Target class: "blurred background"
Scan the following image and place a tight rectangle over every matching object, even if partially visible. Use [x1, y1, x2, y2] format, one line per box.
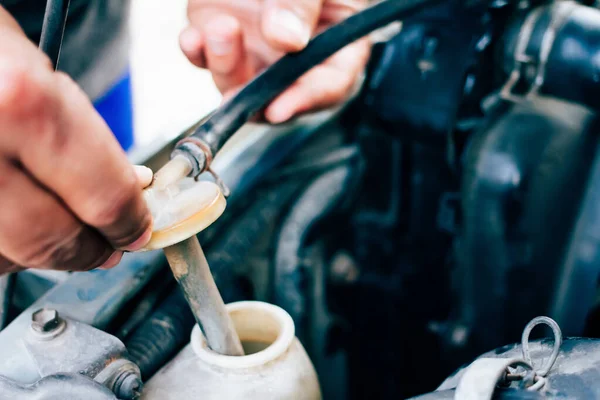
[129, 0, 221, 149]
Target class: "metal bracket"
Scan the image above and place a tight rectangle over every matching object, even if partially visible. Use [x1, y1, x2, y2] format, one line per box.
[23, 315, 142, 399]
[0, 373, 117, 400]
[455, 358, 534, 400]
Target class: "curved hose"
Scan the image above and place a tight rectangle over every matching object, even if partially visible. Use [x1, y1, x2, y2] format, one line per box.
[274, 165, 354, 341]
[126, 289, 194, 380]
[183, 0, 442, 156]
[459, 96, 597, 352]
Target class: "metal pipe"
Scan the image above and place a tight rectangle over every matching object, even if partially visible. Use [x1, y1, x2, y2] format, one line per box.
[163, 237, 244, 356]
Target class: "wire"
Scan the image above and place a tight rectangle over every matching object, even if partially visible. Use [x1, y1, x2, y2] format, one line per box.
[185, 0, 444, 156]
[39, 0, 71, 70]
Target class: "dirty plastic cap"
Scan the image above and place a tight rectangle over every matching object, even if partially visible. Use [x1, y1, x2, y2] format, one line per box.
[139, 178, 226, 251]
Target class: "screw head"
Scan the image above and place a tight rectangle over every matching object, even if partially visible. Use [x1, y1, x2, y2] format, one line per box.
[31, 308, 62, 333]
[116, 373, 143, 399]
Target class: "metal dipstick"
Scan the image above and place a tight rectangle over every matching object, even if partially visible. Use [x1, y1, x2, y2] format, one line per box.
[163, 236, 244, 356]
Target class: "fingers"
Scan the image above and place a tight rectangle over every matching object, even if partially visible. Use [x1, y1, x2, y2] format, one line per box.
[0, 159, 115, 271]
[0, 46, 152, 253]
[0, 6, 25, 35]
[181, 15, 255, 94]
[179, 26, 206, 69]
[182, 0, 369, 120]
[0, 163, 146, 273]
[265, 38, 369, 123]
[134, 165, 154, 188]
[203, 15, 255, 93]
[319, 0, 367, 25]
[262, 0, 324, 52]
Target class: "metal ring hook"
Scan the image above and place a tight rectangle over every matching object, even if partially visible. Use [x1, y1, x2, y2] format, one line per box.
[521, 316, 563, 377]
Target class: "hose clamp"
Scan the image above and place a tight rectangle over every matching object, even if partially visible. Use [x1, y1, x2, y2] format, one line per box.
[500, 1, 576, 101]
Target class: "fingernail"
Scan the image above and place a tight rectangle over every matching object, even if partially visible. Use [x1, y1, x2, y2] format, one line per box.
[134, 165, 153, 188]
[266, 105, 293, 124]
[207, 37, 234, 56]
[267, 9, 310, 48]
[180, 27, 202, 53]
[98, 251, 123, 270]
[205, 16, 239, 56]
[121, 227, 153, 252]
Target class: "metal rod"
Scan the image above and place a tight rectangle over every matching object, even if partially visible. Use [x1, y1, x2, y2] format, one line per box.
[39, 0, 71, 69]
[163, 237, 244, 356]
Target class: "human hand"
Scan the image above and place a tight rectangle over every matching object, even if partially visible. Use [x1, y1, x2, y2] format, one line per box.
[0, 7, 153, 274]
[181, 0, 370, 123]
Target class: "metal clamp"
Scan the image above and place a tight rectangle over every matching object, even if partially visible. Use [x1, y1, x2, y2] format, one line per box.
[171, 137, 230, 197]
[521, 316, 562, 378]
[455, 358, 534, 400]
[500, 2, 576, 101]
[455, 316, 563, 400]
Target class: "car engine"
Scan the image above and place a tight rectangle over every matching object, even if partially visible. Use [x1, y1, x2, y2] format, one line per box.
[3, 0, 600, 398]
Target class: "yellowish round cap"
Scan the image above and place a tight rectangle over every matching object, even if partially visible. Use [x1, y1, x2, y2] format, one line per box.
[140, 178, 226, 251]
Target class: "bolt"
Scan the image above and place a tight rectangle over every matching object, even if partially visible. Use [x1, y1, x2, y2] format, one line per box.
[115, 372, 143, 400]
[31, 308, 63, 333]
[330, 251, 360, 284]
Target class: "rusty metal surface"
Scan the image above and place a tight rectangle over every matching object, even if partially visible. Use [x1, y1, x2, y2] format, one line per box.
[23, 315, 142, 399]
[164, 237, 244, 356]
[0, 374, 117, 400]
[0, 251, 165, 384]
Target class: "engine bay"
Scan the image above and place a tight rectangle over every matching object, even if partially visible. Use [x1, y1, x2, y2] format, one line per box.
[4, 0, 600, 398]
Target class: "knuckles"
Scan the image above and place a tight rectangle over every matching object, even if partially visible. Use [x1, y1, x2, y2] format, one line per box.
[0, 64, 64, 152]
[0, 65, 50, 119]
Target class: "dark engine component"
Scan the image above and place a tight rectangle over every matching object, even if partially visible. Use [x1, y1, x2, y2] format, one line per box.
[454, 95, 600, 355]
[274, 165, 356, 342]
[323, 0, 600, 397]
[363, 0, 495, 145]
[416, 336, 600, 399]
[502, 1, 600, 110]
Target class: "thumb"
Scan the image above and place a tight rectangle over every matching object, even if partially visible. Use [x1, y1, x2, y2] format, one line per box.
[262, 0, 324, 52]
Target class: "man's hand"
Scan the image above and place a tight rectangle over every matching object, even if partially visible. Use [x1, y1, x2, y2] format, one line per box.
[181, 0, 370, 123]
[0, 8, 152, 274]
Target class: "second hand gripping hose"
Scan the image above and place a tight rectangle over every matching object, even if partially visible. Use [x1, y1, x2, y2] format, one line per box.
[175, 0, 443, 177]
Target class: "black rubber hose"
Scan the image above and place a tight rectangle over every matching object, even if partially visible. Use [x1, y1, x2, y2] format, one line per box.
[39, 0, 70, 69]
[185, 0, 443, 155]
[126, 289, 194, 380]
[274, 166, 354, 343]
